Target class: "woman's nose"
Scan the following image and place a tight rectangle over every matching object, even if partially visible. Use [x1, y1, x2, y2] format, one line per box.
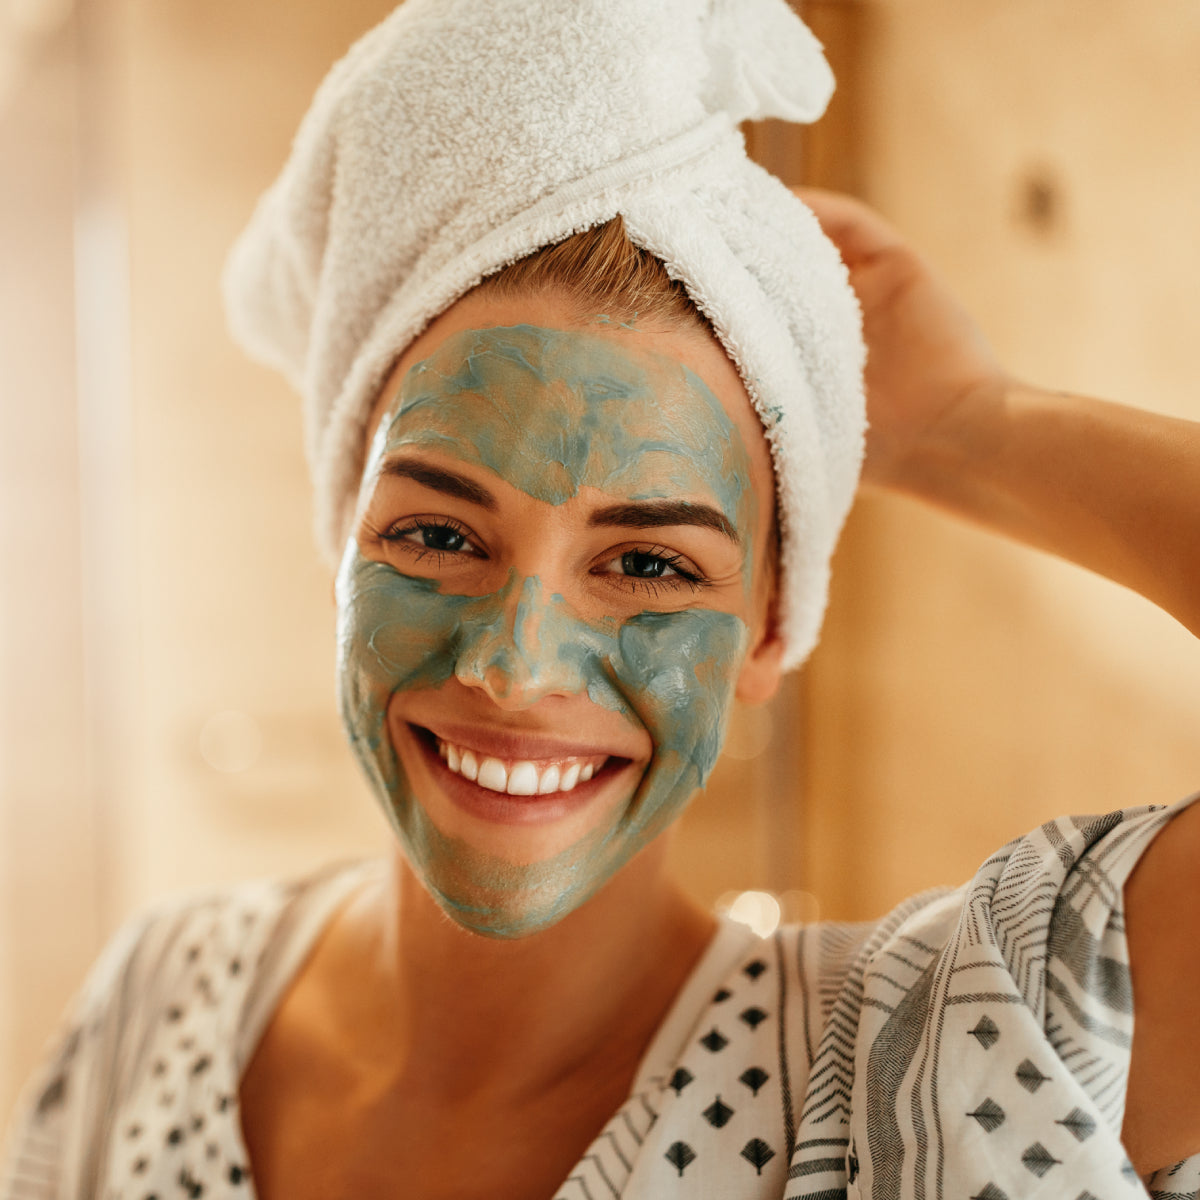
[453, 575, 588, 708]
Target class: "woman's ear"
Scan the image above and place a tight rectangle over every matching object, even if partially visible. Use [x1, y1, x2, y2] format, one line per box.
[736, 535, 786, 704]
[735, 625, 786, 705]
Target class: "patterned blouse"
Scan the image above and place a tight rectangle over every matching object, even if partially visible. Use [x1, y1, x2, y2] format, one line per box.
[2, 798, 1197, 1199]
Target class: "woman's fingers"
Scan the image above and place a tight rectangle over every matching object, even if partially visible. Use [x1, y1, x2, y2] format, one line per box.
[791, 188, 1007, 490]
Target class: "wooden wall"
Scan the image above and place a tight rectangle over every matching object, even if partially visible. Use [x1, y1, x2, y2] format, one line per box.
[3, 0, 1199, 1128]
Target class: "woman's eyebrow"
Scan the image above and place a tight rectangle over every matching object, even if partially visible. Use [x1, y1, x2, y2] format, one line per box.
[380, 458, 497, 509]
[588, 500, 741, 544]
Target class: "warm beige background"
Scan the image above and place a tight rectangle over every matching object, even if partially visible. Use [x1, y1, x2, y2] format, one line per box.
[3, 0, 1199, 1129]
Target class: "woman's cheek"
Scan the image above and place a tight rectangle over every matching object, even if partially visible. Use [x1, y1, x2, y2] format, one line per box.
[335, 548, 473, 825]
[614, 609, 749, 834]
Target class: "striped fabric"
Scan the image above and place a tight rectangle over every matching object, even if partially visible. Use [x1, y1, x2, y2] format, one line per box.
[2, 801, 1196, 1199]
[782, 802, 1199, 1200]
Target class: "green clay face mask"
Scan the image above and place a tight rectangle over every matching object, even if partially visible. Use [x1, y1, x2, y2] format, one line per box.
[336, 324, 759, 937]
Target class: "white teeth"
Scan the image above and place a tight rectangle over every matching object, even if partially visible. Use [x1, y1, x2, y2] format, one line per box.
[436, 737, 606, 796]
[477, 757, 508, 793]
[507, 761, 539, 795]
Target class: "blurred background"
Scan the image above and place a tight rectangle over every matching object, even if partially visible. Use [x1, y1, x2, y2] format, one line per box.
[3, 0, 1200, 1127]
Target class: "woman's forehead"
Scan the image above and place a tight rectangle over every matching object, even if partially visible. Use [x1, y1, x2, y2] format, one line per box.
[373, 292, 764, 441]
[363, 292, 780, 545]
[377, 324, 752, 521]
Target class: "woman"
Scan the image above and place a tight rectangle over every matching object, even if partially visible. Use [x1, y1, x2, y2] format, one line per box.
[4, 1, 1199, 1197]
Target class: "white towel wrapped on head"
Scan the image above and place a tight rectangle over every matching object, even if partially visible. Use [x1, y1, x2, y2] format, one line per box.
[223, 0, 865, 670]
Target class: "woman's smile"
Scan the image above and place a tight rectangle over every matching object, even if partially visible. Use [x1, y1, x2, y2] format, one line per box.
[392, 714, 642, 829]
[391, 702, 648, 824]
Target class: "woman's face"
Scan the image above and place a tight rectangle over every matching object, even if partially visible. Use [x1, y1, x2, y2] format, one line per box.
[337, 290, 782, 937]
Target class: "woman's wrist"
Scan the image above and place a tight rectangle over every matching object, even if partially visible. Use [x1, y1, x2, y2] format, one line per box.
[868, 371, 1018, 511]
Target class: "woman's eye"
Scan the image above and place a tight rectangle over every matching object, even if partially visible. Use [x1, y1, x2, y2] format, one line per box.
[384, 519, 481, 558]
[598, 546, 706, 591]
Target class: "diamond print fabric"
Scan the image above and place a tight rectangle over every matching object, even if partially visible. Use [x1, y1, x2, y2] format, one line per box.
[0, 862, 380, 1199]
[614, 929, 804, 1196]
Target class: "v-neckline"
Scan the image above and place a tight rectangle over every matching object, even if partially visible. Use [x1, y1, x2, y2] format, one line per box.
[226, 864, 756, 1199]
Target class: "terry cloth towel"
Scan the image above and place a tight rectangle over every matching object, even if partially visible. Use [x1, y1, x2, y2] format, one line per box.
[223, 0, 867, 670]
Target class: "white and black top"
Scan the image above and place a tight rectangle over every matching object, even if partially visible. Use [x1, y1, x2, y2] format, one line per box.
[2, 798, 1198, 1200]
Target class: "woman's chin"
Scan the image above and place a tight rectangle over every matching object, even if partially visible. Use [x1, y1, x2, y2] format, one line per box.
[375, 714, 664, 933]
[426, 879, 582, 940]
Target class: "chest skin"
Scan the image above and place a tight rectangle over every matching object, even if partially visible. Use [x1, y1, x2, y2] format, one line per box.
[238, 1023, 641, 1200]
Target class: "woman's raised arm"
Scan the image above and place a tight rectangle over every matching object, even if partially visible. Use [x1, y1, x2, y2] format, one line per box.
[798, 187, 1200, 639]
[800, 187, 1200, 1177]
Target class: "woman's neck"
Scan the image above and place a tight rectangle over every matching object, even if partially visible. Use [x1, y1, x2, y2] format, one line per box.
[323, 839, 716, 1103]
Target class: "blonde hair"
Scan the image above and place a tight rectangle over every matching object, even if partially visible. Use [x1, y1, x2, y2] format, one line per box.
[478, 215, 712, 333]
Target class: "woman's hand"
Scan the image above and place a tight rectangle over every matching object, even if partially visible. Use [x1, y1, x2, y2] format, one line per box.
[795, 187, 1009, 490]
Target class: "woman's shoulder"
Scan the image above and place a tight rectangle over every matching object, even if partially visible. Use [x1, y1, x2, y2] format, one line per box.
[775, 798, 1194, 1056]
[781, 798, 1199, 1199]
[0, 857, 381, 1199]
[782, 797, 1195, 977]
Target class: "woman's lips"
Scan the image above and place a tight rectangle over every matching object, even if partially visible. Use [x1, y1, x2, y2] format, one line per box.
[406, 723, 634, 826]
